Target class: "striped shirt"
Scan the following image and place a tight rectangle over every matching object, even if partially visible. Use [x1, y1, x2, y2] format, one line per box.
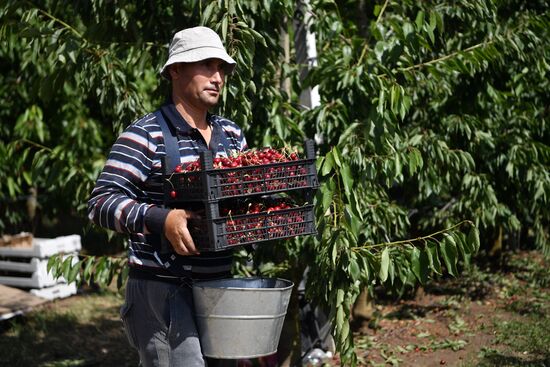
[88, 102, 248, 280]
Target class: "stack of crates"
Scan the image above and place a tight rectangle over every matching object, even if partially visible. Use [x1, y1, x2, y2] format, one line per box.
[163, 140, 319, 252]
[0, 235, 80, 300]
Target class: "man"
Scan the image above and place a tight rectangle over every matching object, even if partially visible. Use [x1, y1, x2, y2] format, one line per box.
[88, 26, 247, 367]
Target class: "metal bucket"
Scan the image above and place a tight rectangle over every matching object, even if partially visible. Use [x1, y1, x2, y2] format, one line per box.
[192, 277, 294, 359]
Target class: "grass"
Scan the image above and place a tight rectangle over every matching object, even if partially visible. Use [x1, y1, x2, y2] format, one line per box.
[0, 288, 137, 367]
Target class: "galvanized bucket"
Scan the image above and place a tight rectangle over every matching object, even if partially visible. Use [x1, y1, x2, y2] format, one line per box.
[192, 277, 294, 359]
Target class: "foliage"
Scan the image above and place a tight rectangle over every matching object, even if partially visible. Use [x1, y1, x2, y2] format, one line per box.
[1, 0, 549, 365]
[300, 1, 548, 362]
[47, 253, 128, 290]
[305, 0, 549, 251]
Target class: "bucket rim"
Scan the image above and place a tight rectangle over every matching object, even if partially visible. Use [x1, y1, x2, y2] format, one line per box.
[192, 276, 294, 291]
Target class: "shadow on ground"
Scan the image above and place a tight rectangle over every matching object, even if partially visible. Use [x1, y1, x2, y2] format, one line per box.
[0, 302, 138, 367]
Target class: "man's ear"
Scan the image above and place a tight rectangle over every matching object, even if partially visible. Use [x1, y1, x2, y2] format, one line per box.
[168, 63, 180, 80]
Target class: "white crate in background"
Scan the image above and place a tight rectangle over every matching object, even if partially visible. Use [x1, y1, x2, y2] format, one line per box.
[0, 256, 56, 273]
[0, 235, 81, 259]
[0, 254, 78, 289]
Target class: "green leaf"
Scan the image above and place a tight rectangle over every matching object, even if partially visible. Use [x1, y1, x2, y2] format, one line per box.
[426, 26, 435, 44]
[82, 256, 95, 283]
[410, 246, 428, 284]
[467, 226, 480, 253]
[47, 255, 59, 275]
[248, 28, 267, 47]
[332, 147, 342, 167]
[7, 176, 17, 197]
[360, 255, 372, 283]
[61, 256, 73, 280]
[390, 85, 401, 114]
[379, 247, 390, 282]
[336, 288, 345, 305]
[94, 257, 106, 284]
[22, 170, 32, 185]
[322, 151, 335, 176]
[221, 16, 228, 41]
[439, 236, 458, 276]
[454, 233, 471, 269]
[67, 259, 81, 284]
[426, 242, 442, 275]
[316, 156, 325, 172]
[338, 122, 360, 145]
[415, 11, 425, 31]
[331, 240, 338, 266]
[377, 89, 386, 115]
[418, 248, 430, 283]
[340, 163, 354, 198]
[388, 259, 395, 285]
[340, 319, 350, 343]
[320, 183, 333, 214]
[336, 304, 345, 327]
[429, 12, 437, 30]
[394, 154, 402, 177]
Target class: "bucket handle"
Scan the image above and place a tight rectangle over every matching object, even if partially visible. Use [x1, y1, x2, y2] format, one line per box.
[195, 312, 288, 320]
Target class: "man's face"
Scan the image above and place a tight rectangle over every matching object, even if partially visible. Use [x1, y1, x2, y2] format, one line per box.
[170, 58, 227, 109]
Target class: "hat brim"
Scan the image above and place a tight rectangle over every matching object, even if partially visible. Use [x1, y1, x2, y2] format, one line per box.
[160, 47, 236, 79]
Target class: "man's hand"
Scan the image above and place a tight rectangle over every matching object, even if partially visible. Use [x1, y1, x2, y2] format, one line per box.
[164, 209, 201, 256]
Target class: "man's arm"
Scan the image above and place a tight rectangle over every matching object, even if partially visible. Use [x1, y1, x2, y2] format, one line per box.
[87, 117, 166, 235]
[87, 116, 200, 255]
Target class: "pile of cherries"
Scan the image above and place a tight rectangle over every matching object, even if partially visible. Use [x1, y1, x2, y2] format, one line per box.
[169, 147, 309, 198]
[220, 199, 307, 245]
[173, 148, 300, 173]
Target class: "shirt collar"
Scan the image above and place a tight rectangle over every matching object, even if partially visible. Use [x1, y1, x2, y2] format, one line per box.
[160, 100, 216, 135]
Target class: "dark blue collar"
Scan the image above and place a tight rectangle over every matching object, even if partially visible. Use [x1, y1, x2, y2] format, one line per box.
[159, 101, 221, 151]
[159, 101, 216, 134]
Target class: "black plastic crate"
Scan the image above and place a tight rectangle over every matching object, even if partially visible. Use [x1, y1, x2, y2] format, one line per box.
[189, 204, 316, 252]
[164, 140, 319, 203]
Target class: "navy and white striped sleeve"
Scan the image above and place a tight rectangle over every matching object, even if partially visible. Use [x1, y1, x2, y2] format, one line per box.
[87, 117, 160, 234]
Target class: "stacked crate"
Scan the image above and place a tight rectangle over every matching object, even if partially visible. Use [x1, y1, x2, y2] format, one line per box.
[0, 235, 80, 300]
[162, 140, 319, 252]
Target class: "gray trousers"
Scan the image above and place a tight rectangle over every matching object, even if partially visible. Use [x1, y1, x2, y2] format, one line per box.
[120, 277, 235, 367]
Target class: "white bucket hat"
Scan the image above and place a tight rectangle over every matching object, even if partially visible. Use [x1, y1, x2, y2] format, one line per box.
[160, 26, 236, 79]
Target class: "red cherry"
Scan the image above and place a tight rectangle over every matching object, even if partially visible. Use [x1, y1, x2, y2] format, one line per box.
[170, 190, 177, 198]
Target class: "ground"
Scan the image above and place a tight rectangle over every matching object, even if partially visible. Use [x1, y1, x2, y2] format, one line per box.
[0, 251, 548, 367]
[324, 251, 550, 367]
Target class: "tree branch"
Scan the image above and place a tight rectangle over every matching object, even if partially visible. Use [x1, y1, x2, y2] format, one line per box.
[30, 4, 84, 39]
[351, 220, 474, 252]
[399, 41, 490, 73]
[376, 0, 390, 24]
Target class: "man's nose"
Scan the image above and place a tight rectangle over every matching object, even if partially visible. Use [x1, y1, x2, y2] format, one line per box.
[211, 70, 223, 84]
